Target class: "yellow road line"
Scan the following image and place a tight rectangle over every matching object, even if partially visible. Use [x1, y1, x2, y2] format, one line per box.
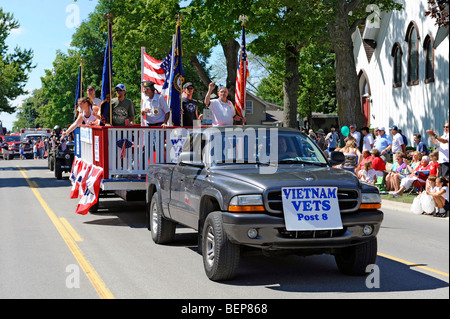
[60, 218, 83, 242]
[17, 166, 114, 299]
[378, 252, 449, 278]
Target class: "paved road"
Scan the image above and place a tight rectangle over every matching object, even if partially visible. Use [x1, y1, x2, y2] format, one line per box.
[0, 159, 448, 302]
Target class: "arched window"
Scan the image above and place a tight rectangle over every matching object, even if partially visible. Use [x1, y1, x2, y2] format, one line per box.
[423, 35, 435, 83]
[391, 43, 403, 88]
[405, 21, 420, 86]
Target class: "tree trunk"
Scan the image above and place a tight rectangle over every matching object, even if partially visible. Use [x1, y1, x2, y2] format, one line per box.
[329, 3, 364, 129]
[221, 37, 240, 102]
[189, 55, 212, 88]
[283, 42, 300, 128]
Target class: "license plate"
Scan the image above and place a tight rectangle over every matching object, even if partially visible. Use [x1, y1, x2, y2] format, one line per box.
[281, 187, 343, 231]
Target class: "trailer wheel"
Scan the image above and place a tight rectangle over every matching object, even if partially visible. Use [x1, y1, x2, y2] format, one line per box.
[150, 192, 176, 244]
[202, 212, 240, 281]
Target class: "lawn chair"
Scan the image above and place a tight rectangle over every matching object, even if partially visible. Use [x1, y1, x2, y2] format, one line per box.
[375, 176, 388, 194]
[406, 170, 429, 196]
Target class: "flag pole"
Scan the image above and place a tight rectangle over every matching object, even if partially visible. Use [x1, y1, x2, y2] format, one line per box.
[141, 46, 146, 126]
[236, 14, 248, 124]
[107, 14, 113, 125]
[175, 13, 184, 127]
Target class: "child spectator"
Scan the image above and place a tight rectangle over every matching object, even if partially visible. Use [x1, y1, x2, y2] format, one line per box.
[428, 150, 440, 177]
[359, 161, 376, 184]
[426, 177, 449, 217]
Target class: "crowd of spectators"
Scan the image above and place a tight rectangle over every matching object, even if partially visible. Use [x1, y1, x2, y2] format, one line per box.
[308, 121, 449, 217]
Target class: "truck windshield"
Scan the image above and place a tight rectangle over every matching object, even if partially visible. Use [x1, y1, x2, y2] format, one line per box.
[209, 129, 328, 166]
[4, 136, 21, 142]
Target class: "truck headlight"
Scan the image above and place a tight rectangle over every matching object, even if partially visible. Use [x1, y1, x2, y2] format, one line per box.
[229, 195, 265, 212]
[360, 193, 381, 209]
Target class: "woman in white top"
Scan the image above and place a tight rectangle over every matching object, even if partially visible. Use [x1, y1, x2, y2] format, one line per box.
[427, 177, 449, 216]
[62, 97, 100, 138]
[204, 82, 244, 126]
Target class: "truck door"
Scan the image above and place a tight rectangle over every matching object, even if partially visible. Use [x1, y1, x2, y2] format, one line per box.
[170, 133, 205, 229]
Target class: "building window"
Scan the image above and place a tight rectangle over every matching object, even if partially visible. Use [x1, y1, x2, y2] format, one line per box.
[405, 21, 420, 86]
[246, 100, 253, 114]
[423, 35, 435, 83]
[391, 43, 403, 88]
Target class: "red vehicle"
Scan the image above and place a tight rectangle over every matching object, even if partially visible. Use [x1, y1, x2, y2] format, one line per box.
[0, 135, 33, 159]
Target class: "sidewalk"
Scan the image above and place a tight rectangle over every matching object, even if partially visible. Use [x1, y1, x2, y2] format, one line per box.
[381, 198, 449, 219]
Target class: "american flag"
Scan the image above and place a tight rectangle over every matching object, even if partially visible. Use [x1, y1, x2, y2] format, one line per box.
[142, 50, 167, 93]
[235, 23, 249, 120]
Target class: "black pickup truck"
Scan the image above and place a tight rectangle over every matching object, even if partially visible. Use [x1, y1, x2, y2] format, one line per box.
[145, 126, 383, 281]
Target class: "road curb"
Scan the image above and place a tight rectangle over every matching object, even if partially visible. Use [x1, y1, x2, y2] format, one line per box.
[381, 199, 449, 219]
[381, 199, 411, 214]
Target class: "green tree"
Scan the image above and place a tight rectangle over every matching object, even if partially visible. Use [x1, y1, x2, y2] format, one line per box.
[13, 88, 47, 130]
[250, 0, 320, 128]
[0, 8, 35, 113]
[39, 50, 83, 128]
[323, 0, 402, 128]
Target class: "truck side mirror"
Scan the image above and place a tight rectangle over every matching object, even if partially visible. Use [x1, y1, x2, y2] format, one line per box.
[328, 151, 345, 165]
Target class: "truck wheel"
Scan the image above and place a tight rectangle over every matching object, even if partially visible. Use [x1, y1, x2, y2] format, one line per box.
[55, 160, 62, 180]
[202, 212, 240, 281]
[334, 237, 377, 276]
[49, 155, 54, 171]
[150, 192, 176, 244]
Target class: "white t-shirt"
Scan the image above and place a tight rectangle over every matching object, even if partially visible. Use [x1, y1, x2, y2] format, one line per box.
[92, 97, 102, 107]
[438, 132, 449, 163]
[361, 168, 376, 183]
[142, 93, 170, 124]
[209, 99, 235, 126]
[437, 186, 449, 202]
[392, 132, 405, 153]
[363, 134, 374, 151]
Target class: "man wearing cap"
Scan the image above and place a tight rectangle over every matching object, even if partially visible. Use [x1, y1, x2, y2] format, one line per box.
[141, 81, 170, 127]
[387, 125, 405, 161]
[111, 83, 135, 126]
[181, 82, 199, 127]
[373, 127, 392, 162]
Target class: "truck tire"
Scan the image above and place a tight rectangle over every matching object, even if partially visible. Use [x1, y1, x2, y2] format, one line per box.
[149, 192, 176, 244]
[49, 155, 54, 171]
[55, 160, 62, 180]
[202, 212, 240, 281]
[334, 237, 377, 276]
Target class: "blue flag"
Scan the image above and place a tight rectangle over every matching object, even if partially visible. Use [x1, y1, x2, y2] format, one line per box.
[100, 20, 113, 124]
[74, 65, 83, 121]
[168, 23, 184, 126]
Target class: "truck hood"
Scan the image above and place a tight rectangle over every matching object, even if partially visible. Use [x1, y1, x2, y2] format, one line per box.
[210, 165, 361, 190]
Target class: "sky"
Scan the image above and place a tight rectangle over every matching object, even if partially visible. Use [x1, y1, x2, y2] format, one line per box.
[0, 0, 99, 131]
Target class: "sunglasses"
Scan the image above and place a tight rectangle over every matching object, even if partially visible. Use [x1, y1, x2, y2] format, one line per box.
[445, 126, 449, 128]
[115, 89, 123, 92]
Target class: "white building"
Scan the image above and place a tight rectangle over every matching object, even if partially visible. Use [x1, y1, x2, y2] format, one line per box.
[352, 0, 449, 146]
